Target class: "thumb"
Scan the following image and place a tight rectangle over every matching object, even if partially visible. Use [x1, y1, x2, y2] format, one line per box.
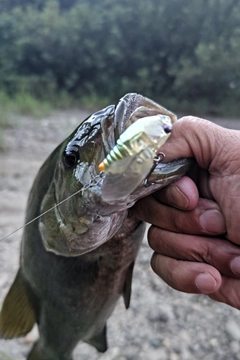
[160, 116, 240, 245]
[160, 116, 238, 171]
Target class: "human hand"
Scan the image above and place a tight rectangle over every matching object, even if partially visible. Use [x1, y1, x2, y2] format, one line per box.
[131, 116, 240, 309]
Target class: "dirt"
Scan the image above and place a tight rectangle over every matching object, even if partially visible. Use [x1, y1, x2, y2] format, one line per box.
[1, 110, 240, 360]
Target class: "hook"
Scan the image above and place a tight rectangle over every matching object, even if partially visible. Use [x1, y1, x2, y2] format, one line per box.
[143, 152, 165, 187]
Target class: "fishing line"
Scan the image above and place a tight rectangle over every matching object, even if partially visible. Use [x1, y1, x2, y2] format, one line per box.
[0, 188, 84, 242]
[0, 173, 103, 242]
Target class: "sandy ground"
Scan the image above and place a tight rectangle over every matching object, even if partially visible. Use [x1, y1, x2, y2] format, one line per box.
[1, 109, 240, 360]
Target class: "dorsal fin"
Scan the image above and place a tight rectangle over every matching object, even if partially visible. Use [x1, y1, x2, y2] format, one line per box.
[0, 269, 36, 339]
[122, 261, 135, 309]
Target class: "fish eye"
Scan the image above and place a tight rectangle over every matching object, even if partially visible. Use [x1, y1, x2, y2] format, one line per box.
[63, 151, 79, 169]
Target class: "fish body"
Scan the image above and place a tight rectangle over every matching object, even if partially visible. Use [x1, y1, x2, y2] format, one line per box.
[0, 94, 192, 360]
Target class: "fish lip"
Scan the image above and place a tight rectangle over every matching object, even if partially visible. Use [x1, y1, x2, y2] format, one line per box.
[113, 93, 176, 138]
[150, 157, 195, 181]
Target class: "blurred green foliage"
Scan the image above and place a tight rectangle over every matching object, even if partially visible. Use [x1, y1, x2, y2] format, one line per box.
[0, 0, 239, 115]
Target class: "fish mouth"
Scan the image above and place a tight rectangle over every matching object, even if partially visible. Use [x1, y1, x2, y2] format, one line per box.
[113, 93, 177, 139]
[99, 93, 194, 203]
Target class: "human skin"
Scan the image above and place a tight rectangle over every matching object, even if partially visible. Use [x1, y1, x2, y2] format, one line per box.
[131, 116, 240, 310]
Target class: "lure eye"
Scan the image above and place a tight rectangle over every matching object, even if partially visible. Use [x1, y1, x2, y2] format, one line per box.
[63, 151, 79, 169]
[164, 124, 172, 134]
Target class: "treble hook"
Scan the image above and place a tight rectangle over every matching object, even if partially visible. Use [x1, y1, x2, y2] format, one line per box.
[143, 152, 165, 187]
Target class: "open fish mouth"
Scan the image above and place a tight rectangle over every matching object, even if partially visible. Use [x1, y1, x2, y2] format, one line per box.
[99, 93, 187, 202]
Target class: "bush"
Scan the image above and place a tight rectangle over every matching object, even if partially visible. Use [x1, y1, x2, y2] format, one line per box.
[0, 0, 239, 115]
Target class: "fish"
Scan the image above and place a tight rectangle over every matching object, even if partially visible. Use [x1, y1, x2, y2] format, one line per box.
[0, 93, 193, 360]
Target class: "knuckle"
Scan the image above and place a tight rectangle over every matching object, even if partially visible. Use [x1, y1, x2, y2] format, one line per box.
[192, 238, 210, 262]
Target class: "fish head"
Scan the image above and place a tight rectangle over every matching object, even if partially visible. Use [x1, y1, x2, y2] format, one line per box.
[40, 104, 118, 256]
[39, 93, 192, 256]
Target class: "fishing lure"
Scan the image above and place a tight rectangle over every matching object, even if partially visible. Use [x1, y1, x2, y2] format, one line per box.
[98, 114, 173, 201]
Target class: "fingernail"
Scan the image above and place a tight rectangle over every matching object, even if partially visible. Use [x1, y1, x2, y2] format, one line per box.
[166, 185, 189, 209]
[199, 209, 226, 234]
[195, 272, 217, 293]
[231, 257, 240, 275]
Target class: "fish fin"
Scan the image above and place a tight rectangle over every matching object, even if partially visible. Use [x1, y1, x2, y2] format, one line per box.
[122, 261, 135, 309]
[0, 269, 36, 339]
[85, 325, 108, 352]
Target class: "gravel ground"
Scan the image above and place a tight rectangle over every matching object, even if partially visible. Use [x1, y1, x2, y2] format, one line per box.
[1, 109, 240, 360]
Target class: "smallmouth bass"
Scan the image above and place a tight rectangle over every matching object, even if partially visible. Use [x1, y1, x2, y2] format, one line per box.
[0, 93, 192, 360]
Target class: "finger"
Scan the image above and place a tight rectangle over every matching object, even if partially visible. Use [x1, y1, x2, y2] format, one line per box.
[196, 168, 214, 200]
[132, 196, 226, 235]
[188, 167, 214, 200]
[148, 227, 240, 278]
[158, 116, 240, 245]
[154, 176, 199, 210]
[151, 253, 221, 294]
[159, 116, 231, 169]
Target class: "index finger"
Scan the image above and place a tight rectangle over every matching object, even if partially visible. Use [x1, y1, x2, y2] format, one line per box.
[131, 196, 226, 236]
[153, 176, 199, 210]
[159, 116, 228, 169]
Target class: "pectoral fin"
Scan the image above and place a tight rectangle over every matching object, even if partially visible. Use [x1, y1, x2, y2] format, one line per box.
[0, 269, 36, 338]
[122, 261, 135, 309]
[85, 324, 107, 352]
